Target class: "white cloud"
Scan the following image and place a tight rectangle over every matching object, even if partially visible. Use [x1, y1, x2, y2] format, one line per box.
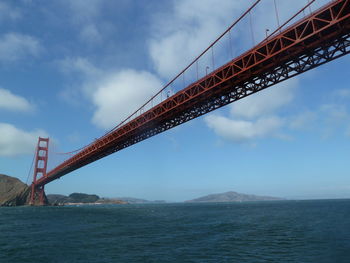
[0, 88, 34, 112]
[58, 57, 100, 77]
[59, 57, 163, 129]
[204, 78, 299, 142]
[147, 1, 314, 144]
[230, 78, 298, 119]
[59, 0, 251, 130]
[0, 33, 41, 62]
[0, 123, 47, 157]
[149, 0, 247, 79]
[205, 115, 283, 142]
[91, 69, 163, 129]
[148, 0, 328, 80]
[205, 81, 350, 143]
[57, 0, 330, 136]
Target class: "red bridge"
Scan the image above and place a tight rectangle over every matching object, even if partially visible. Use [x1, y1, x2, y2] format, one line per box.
[30, 0, 350, 204]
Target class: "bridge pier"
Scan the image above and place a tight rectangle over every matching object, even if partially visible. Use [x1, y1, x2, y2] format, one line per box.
[29, 137, 49, 206]
[29, 185, 47, 206]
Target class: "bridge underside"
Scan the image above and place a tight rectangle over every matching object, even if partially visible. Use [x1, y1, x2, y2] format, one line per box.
[35, 0, 350, 187]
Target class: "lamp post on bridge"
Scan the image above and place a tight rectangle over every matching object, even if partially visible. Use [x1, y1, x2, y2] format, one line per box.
[206, 66, 210, 75]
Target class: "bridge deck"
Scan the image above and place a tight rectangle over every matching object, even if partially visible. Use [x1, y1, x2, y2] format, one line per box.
[36, 0, 350, 187]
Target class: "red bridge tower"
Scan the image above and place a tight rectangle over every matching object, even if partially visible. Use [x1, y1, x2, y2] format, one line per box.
[30, 137, 49, 205]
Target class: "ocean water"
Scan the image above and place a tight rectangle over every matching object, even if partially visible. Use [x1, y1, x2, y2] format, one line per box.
[0, 200, 350, 263]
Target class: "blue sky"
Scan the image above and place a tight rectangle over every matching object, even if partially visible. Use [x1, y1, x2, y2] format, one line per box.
[0, 0, 349, 202]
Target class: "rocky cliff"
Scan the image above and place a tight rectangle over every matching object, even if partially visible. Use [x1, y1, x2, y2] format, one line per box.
[0, 174, 48, 206]
[0, 174, 30, 206]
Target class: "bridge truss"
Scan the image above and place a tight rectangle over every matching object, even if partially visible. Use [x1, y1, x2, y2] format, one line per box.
[31, 0, 350, 202]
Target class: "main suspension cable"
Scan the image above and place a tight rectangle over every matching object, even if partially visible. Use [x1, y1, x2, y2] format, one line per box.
[53, 0, 263, 156]
[26, 146, 36, 185]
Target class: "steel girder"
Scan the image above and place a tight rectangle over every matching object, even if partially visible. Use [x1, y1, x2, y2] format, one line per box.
[36, 0, 350, 187]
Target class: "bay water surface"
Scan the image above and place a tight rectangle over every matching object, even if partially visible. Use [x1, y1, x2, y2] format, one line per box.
[1, 200, 350, 262]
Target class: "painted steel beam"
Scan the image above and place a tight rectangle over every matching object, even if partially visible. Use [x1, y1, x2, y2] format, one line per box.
[36, 0, 350, 187]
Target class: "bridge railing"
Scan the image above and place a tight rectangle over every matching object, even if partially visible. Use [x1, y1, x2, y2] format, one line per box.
[47, 0, 332, 172]
[103, 0, 323, 132]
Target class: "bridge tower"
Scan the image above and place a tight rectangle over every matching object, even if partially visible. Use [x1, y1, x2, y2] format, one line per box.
[30, 137, 49, 205]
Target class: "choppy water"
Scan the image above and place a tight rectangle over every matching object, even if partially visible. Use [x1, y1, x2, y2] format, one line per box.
[1, 200, 350, 262]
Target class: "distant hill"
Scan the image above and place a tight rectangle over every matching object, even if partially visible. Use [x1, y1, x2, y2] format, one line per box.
[46, 194, 69, 204]
[186, 191, 284, 203]
[47, 193, 99, 204]
[69, 193, 100, 203]
[47, 194, 165, 205]
[115, 197, 166, 204]
[47, 193, 127, 205]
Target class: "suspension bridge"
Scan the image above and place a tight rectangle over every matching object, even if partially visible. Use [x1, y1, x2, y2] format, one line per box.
[29, 0, 350, 205]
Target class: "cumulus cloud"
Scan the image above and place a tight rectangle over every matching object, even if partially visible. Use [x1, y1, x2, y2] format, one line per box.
[147, 0, 321, 143]
[205, 115, 283, 142]
[0, 123, 47, 157]
[91, 69, 163, 129]
[58, 57, 100, 78]
[204, 77, 350, 142]
[57, 0, 332, 137]
[204, 78, 298, 142]
[149, 0, 247, 79]
[252, 0, 330, 42]
[59, 57, 163, 129]
[231, 79, 298, 119]
[148, 0, 329, 80]
[0, 33, 41, 62]
[58, 0, 250, 130]
[0, 88, 34, 112]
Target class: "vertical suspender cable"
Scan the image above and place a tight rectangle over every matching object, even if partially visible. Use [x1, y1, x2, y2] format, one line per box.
[182, 73, 185, 89]
[26, 146, 36, 185]
[249, 11, 255, 45]
[274, 0, 281, 32]
[211, 47, 215, 69]
[308, 0, 312, 14]
[228, 29, 234, 58]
